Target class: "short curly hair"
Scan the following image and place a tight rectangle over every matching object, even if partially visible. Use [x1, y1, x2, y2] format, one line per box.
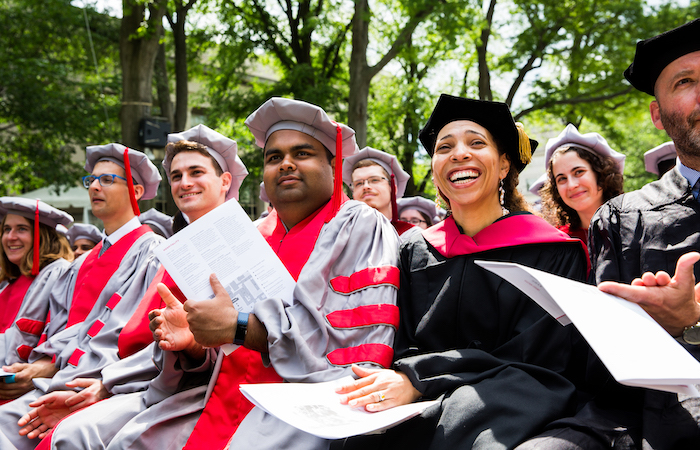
[540, 146, 624, 229]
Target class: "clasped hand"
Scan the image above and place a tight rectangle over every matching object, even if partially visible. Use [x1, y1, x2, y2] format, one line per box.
[17, 378, 109, 440]
[0, 358, 58, 400]
[149, 274, 239, 353]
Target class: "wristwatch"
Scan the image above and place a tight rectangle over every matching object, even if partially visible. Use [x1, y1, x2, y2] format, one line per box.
[682, 321, 700, 345]
[234, 312, 249, 345]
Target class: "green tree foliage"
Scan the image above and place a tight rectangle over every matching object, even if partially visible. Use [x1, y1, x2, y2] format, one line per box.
[205, 0, 473, 199]
[509, 0, 697, 191]
[0, 0, 121, 195]
[366, 0, 479, 197]
[390, 0, 697, 196]
[206, 0, 352, 124]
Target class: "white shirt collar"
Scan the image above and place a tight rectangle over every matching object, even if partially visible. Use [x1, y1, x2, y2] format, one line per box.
[105, 216, 141, 246]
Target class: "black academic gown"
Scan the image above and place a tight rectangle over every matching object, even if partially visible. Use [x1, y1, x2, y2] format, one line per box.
[589, 167, 700, 285]
[339, 212, 605, 450]
[575, 166, 700, 449]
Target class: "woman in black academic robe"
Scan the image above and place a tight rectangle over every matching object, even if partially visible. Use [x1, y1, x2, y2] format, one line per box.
[335, 94, 608, 450]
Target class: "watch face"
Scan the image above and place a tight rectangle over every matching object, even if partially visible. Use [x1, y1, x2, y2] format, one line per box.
[683, 327, 700, 345]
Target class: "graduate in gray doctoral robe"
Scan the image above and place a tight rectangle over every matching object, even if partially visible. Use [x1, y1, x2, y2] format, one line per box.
[37, 124, 249, 449]
[0, 225, 162, 450]
[45, 98, 400, 450]
[0, 197, 75, 368]
[0, 143, 163, 450]
[1, 259, 71, 367]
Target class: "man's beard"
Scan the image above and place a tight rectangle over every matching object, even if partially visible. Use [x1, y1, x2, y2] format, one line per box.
[658, 104, 700, 158]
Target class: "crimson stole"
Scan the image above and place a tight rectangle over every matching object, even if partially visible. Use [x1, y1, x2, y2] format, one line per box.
[117, 267, 186, 359]
[423, 213, 586, 258]
[0, 275, 34, 333]
[183, 199, 339, 450]
[66, 226, 152, 328]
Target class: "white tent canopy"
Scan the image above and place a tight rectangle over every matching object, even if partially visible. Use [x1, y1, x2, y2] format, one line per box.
[18, 186, 91, 223]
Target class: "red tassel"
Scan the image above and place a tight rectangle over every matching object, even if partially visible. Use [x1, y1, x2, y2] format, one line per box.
[327, 123, 343, 222]
[31, 200, 40, 276]
[390, 173, 398, 224]
[123, 148, 141, 216]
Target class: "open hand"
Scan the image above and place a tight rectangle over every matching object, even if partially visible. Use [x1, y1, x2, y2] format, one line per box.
[17, 378, 110, 439]
[335, 365, 422, 412]
[18, 391, 73, 439]
[598, 252, 700, 336]
[150, 283, 195, 352]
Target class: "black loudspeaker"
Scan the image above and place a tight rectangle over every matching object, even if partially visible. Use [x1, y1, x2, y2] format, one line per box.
[138, 119, 171, 147]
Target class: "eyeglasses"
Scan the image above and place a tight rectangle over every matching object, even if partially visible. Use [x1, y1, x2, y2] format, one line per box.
[401, 218, 427, 225]
[352, 176, 388, 190]
[82, 174, 128, 188]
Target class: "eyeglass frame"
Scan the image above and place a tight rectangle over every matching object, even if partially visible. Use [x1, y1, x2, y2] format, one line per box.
[352, 176, 389, 191]
[82, 173, 129, 189]
[401, 217, 427, 225]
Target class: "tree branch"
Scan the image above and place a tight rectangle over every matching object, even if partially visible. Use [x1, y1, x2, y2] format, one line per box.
[365, 1, 442, 80]
[514, 86, 635, 120]
[248, 0, 294, 68]
[322, 20, 351, 79]
[0, 123, 17, 133]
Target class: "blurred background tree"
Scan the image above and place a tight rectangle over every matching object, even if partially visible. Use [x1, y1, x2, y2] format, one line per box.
[0, 0, 121, 195]
[1, 0, 697, 202]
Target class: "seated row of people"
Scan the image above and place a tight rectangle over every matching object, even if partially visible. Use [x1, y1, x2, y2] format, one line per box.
[0, 17, 698, 450]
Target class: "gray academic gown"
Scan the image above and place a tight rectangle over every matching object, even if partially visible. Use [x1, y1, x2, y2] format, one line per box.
[0, 228, 162, 450]
[0, 258, 71, 366]
[47, 200, 399, 450]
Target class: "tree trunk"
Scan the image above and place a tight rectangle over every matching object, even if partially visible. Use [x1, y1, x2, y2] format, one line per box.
[348, 0, 439, 147]
[120, 0, 167, 148]
[172, 3, 189, 132]
[155, 41, 174, 125]
[348, 0, 371, 148]
[477, 0, 497, 101]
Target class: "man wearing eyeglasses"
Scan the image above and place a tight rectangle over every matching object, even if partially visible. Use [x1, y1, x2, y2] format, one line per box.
[342, 147, 417, 239]
[0, 144, 164, 449]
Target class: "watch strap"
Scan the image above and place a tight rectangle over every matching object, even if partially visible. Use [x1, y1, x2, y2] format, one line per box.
[234, 312, 249, 345]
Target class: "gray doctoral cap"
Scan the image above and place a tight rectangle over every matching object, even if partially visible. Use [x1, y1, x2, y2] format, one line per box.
[165, 124, 248, 201]
[644, 141, 677, 176]
[397, 196, 440, 224]
[0, 197, 74, 229]
[544, 123, 626, 174]
[342, 147, 410, 198]
[65, 223, 103, 246]
[85, 143, 162, 201]
[244, 97, 359, 158]
[139, 208, 174, 239]
[529, 173, 548, 196]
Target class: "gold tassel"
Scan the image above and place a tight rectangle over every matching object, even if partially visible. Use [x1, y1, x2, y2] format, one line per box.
[515, 122, 532, 165]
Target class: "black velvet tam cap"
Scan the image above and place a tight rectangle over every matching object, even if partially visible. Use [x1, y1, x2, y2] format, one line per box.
[624, 19, 700, 96]
[418, 94, 538, 173]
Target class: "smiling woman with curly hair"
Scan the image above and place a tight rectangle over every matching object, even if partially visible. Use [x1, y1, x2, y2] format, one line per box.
[539, 124, 625, 252]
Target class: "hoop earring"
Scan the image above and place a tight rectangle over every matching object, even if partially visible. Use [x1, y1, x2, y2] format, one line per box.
[499, 179, 509, 216]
